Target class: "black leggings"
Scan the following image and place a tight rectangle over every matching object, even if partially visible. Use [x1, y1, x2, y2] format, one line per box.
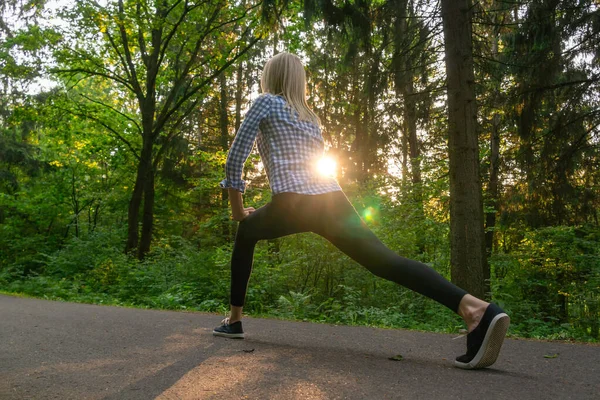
[230, 191, 468, 312]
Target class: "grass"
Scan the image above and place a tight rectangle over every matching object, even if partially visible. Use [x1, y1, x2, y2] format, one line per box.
[1, 284, 597, 345]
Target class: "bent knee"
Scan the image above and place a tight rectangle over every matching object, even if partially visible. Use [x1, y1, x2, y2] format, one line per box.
[234, 217, 250, 236]
[235, 217, 261, 243]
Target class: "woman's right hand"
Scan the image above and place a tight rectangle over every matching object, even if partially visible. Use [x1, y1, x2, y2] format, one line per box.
[232, 207, 256, 221]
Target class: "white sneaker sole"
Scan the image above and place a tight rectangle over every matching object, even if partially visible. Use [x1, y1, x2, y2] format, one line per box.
[212, 331, 245, 339]
[455, 313, 510, 370]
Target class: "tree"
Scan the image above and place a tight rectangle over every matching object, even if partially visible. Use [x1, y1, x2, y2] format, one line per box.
[303, 0, 389, 183]
[502, 0, 600, 228]
[53, 0, 265, 258]
[441, 0, 486, 298]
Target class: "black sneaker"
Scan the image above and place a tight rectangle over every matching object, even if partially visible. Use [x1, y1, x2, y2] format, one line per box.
[455, 303, 510, 370]
[213, 318, 245, 339]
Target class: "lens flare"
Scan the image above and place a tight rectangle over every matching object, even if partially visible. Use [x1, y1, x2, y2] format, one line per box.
[317, 157, 337, 177]
[363, 206, 379, 224]
[364, 207, 374, 222]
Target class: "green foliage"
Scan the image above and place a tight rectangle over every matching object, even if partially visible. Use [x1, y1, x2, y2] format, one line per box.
[492, 225, 600, 340]
[2, 216, 599, 340]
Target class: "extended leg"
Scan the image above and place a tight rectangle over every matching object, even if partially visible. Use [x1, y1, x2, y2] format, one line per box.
[310, 192, 509, 369]
[312, 191, 468, 312]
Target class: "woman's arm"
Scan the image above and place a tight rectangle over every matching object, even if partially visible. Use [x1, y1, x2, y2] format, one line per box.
[220, 94, 271, 194]
[228, 188, 255, 221]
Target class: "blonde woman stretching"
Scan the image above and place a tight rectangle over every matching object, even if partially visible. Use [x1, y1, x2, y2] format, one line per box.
[215, 52, 510, 370]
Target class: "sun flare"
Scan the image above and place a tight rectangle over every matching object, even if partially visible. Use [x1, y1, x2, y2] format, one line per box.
[317, 157, 337, 177]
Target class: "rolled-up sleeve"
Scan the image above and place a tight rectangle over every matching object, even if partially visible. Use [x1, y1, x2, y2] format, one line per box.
[220, 94, 271, 193]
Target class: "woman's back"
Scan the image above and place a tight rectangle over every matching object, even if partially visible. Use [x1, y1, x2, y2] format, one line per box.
[256, 93, 340, 195]
[221, 92, 340, 195]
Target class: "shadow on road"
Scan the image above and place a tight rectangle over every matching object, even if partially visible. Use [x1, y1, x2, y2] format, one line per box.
[2, 295, 598, 400]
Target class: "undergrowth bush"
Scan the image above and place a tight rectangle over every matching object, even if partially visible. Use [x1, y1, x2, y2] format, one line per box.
[492, 225, 600, 341]
[2, 210, 598, 341]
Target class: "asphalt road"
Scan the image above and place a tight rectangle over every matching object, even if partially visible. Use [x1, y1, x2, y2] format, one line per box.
[1, 294, 599, 399]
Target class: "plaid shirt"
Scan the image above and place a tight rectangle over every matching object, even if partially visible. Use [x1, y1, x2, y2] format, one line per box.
[220, 93, 341, 195]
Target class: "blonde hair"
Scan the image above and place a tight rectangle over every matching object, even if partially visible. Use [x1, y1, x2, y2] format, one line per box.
[260, 52, 321, 127]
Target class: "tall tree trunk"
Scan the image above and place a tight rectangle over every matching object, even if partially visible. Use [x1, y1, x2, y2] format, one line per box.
[138, 160, 155, 258]
[71, 169, 80, 238]
[441, 0, 486, 298]
[219, 72, 230, 239]
[130, 99, 156, 259]
[515, 0, 561, 228]
[401, 123, 409, 185]
[482, 1, 507, 292]
[136, 115, 156, 258]
[91, 202, 100, 233]
[235, 62, 244, 132]
[134, 14, 162, 260]
[126, 160, 146, 254]
[393, 0, 423, 212]
[321, 43, 336, 153]
[397, 0, 422, 189]
[365, 40, 377, 176]
[392, 0, 425, 254]
[351, 60, 364, 182]
[485, 114, 500, 289]
[404, 86, 421, 186]
[197, 108, 203, 149]
[404, 77, 425, 253]
[403, 74, 425, 236]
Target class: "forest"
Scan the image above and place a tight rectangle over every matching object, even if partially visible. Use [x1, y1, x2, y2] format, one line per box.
[1, 0, 599, 341]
